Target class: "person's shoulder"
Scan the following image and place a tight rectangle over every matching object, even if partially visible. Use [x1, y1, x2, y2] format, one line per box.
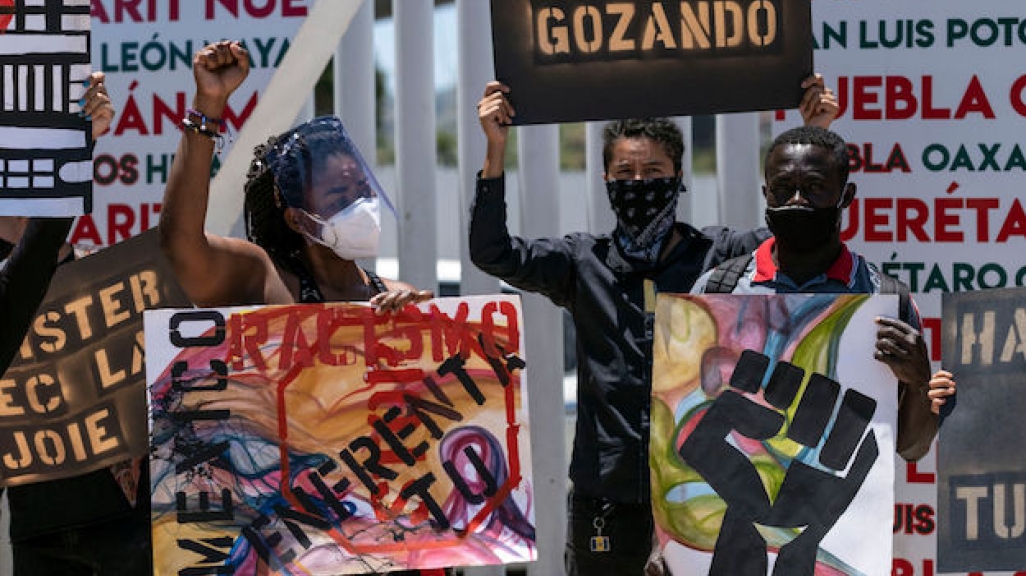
[690, 269, 715, 294]
[699, 225, 770, 249]
[562, 230, 604, 250]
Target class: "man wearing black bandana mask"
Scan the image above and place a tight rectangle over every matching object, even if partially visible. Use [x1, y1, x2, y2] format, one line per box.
[693, 126, 955, 459]
[471, 77, 838, 575]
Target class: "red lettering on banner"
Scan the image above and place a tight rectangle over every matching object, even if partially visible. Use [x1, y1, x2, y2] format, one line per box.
[892, 559, 933, 576]
[1010, 74, 1026, 118]
[109, 204, 135, 244]
[153, 92, 187, 136]
[114, 90, 257, 136]
[205, 0, 307, 19]
[968, 198, 1000, 240]
[996, 199, 1026, 242]
[115, 0, 143, 22]
[115, 82, 148, 136]
[833, 76, 995, 121]
[93, 153, 139, 186]
[222, 92, 259, 131]
[71, 215, 103, 245]
[847, 142, 911, 174]
[893, 503, 935, 535]
[935, 198, 962, 242]
[906, 460, 936, 484]
[842, 197, 1026, 243]
[957, 76, 994, 118]
[896, 199, 929, 242]
[921, 317, 941, 362]
[70, 204, 163, 247]
[91, 0, 180, 22]
[862, 198, 891, 241]
[852, 76, 883, 120]
[91, 0, 109, 21]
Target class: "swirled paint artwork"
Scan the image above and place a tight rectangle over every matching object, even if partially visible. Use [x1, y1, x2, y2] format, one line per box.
[650, 293, 897, 576]
[144, 296, 535, 575]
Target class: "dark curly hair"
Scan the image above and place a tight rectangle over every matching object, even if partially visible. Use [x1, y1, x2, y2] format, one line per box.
[602, 118, 685, 174]
[765, 125, 850, 184]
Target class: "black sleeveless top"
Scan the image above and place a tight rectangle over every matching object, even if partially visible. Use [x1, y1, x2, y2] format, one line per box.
[296, 265, 388, 303]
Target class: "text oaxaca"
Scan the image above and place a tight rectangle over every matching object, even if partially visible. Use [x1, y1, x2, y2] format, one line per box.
[533, 0, 784, 61]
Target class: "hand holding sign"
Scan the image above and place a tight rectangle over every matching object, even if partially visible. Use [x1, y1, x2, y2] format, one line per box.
[679, 350, 878, 576]
[83, 72, 115, 139]
[478, 81, 515, 179]
[799, 74, 838, 130]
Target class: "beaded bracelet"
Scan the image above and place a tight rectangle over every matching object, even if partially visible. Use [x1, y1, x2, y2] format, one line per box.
[181, 117, 225, 153]
[186, 107, 225, 132]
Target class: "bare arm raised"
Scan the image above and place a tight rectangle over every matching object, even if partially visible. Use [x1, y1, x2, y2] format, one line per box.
[159, 41, 290, 307]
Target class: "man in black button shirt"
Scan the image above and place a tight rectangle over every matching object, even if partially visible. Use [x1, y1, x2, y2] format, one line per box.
[470, 78, 837, 575]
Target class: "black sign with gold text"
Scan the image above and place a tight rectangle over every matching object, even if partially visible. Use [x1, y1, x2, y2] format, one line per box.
[938, 287, 1026, 571]
[491, 0, 813, 124]
[0, 230, 189, 486]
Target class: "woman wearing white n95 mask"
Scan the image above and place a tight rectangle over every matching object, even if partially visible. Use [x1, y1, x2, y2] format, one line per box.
[266, 116, 385, 264]
[159, 40, 432, 313]
[160, 42, 449, 576]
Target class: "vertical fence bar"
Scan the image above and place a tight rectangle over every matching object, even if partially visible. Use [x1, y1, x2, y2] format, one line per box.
[584, 121, 613, 235]
[456, 0, 501, 297]
[715, 112, 762, 229]
[334, 0, 376, 161]
[517, 124, 567, 576]
[394, 0, 438, 292]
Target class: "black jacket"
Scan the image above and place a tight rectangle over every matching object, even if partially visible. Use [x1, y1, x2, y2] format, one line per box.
[470, 175, 767, 502]
[0, 218, 72, 374]
[1, 222, 148, 541]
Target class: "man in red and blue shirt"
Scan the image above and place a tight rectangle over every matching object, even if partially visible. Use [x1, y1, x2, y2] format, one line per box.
[693, 125, 955, 459]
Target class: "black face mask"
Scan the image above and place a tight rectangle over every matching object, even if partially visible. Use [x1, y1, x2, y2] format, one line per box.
[764, 205, 842, 254]
[605, 177, 681, 240]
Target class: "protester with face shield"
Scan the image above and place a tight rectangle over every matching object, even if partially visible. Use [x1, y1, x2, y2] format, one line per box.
[159, 41, 431, 311]
[159, 41, 447, 576]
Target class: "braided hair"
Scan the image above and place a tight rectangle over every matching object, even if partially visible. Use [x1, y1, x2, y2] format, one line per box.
[243, 135, 307, 275]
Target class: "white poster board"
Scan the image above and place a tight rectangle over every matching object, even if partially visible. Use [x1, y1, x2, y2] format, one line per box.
[773, 3, 1026, 574]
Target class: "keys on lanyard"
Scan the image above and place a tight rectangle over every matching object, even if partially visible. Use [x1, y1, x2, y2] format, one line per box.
[590, 508, 612, 553]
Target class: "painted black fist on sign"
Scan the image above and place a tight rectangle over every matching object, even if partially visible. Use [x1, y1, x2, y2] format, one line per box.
[679, 350, 878, 576]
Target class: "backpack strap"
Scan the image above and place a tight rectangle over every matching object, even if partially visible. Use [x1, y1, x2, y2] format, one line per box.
[876, 270, 912, 324]
[704, 254, 754, 294]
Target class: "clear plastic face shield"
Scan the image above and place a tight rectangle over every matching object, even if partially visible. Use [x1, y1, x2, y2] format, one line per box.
[262, 116, 396, 259]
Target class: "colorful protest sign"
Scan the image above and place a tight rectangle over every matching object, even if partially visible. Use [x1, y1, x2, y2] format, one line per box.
[490, 0, 813, 124]
[937, 287, 1026, 572]
[0, 229, 189, 486]
[0, 0, 92, 216]
[80, 1, 310, 246]
[770, 2, 1026, 573]
[650, 293, 897, 575]
[145, 296, 536, 575]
